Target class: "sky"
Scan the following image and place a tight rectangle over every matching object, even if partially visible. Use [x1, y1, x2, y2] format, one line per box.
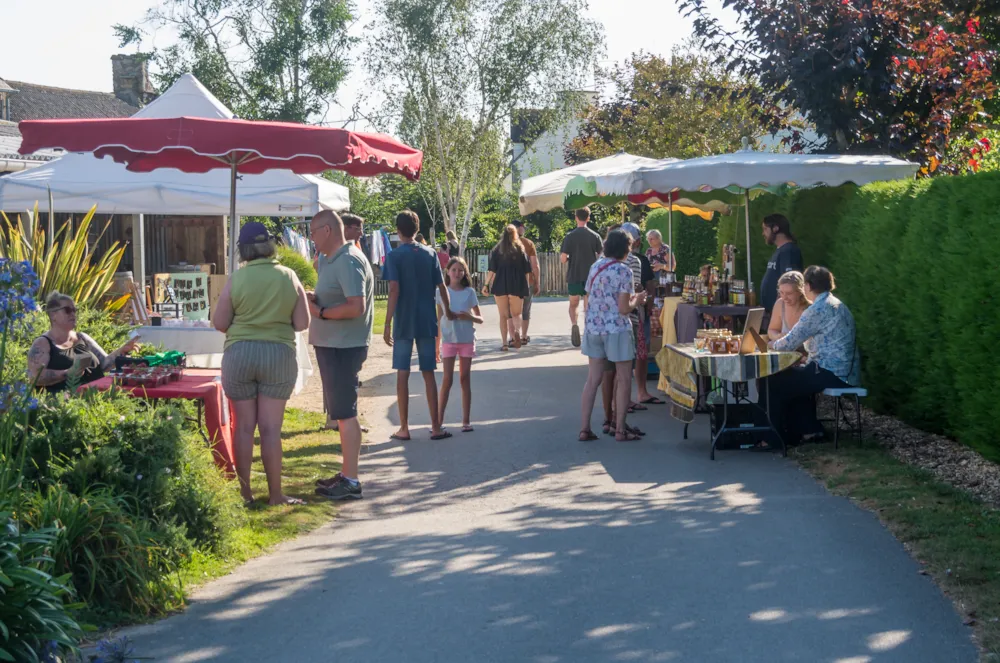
[0, 0, 737, 126]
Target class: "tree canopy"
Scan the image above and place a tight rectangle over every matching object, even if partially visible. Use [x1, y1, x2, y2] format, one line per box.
[679, 0, 998, 171]
[567, 47, 775, 163]
[115, 0, 356, 123]
[365, 0, 604, 247]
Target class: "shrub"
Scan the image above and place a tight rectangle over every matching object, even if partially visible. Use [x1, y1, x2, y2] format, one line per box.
[276, 245, 317, 289]
[20, 392, 244, 554]
[0, 505, 83, 663]
[24, 486, 184, 620]
[644, 208, 719, 278]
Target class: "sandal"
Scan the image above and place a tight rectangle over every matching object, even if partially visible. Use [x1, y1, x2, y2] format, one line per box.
[640, 396, 666, 405]
[628, 403, 648, 413]
[601, 419, 614, 435]
[626, 424, 646, 437]
[616, 430, 642, 442]
[462, 425, 474, 433]
[512, 333, 522, 349]
[501, 345, 509, 352]
[523, 336, 530, 344]
[579, 429, 599, 441]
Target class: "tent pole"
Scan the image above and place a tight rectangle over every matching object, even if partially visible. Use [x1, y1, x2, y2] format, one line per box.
[668, 200, 674, 272]
[229, 158, 239, 274]
[744, 189, 753, 300]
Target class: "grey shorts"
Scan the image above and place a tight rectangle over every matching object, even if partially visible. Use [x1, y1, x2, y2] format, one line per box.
[522, 291, 533, 321]
[582, 330, 635, 365]
[222, 340, 297, 401]
[315, 346, 368, 421]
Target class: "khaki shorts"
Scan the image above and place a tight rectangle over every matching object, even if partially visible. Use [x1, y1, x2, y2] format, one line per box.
[222, 340, 297, 401]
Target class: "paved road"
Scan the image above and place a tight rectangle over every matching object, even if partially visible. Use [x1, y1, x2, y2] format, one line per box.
[121, 298, 976, 662]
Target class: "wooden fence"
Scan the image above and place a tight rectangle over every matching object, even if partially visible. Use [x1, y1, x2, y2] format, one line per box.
[371, 250, 568, 300]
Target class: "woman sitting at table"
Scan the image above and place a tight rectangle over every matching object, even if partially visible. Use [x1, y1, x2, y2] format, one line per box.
[27, 292, 139, 393]
[766, 266, 860, 444]
[213, 222, 311, 507]
[767, 271, 813, 348]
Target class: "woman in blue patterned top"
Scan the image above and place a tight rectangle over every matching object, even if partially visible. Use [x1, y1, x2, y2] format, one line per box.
[766, 266, 861, 444]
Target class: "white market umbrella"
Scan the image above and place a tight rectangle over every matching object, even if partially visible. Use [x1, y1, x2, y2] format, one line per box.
[572, 141, 920, 292]
[517, 153, 665, 215]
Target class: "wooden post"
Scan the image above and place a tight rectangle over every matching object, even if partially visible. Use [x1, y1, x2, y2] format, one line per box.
[131, 214, 146, 307]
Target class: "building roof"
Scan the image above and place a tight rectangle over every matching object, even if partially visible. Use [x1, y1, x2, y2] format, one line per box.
[0, 122, 62, 162]
[0, 78, 14, 93]
[6, 81, 138, 122]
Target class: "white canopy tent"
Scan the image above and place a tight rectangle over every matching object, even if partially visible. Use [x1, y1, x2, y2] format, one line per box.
[0, 74, 350, 216]
[570, 144, 920, 290]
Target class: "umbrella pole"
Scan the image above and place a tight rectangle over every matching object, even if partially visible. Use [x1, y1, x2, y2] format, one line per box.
[229, 159, 239, 274]
[668, 200, 674, 272]
[744, 189, 753, 301]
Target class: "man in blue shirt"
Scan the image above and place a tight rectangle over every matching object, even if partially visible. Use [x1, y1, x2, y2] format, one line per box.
[383, 210, 454, 440]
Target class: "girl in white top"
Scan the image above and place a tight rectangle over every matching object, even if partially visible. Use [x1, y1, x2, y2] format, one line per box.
[767, 270, 814, 356]
[436, 257, 483, 432]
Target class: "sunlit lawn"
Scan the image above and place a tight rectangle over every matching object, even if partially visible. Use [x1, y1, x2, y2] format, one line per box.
[180, 409, 341, 587]
[373, 298, 387, 334]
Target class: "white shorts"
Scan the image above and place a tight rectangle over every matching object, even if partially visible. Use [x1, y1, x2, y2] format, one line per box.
[581, 330, 635, 363]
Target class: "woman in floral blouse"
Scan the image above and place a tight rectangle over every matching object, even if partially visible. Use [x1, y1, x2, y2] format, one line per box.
[578, 229, 647, 442]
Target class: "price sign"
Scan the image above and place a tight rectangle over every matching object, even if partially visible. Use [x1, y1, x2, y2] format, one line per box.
[167, 273, 209, 320]
[477, 255, 489, 273]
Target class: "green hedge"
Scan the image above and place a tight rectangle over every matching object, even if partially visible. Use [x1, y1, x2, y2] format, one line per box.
[644, 208, 719, 278]
[714, 174, 1000, 462]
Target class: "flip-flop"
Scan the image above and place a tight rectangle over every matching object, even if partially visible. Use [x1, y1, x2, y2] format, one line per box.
[243, 497, 256, 507]
[640, 397, 666, 405]
[629, 403, 648, 412]
[571, 324, 581, 347]
[462, 425, 475, 433]
[271, 497, 306, 506]
[390, 432, 411, 441]
[430, 431, 453, 440]
[579, 429, 599, 441]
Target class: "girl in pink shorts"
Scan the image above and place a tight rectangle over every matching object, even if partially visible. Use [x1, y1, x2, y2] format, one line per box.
[436, 257, 483, 432]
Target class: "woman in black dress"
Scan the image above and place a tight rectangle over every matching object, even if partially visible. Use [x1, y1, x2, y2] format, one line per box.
[26, 292, 139, 393]
[482, 225, 532, 350]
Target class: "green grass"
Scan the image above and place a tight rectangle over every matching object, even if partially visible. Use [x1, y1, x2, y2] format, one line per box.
[373, 298, 387, 335]
[794, 441, 1000, 659]
[178, 409, 341, 588]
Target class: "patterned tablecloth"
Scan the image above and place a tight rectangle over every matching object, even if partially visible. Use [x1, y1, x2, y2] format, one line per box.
[656, 344, 801, 423]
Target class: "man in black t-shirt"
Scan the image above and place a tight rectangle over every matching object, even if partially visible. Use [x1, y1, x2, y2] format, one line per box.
[759, 214, 803, 315]
[560, 207, 603, 347]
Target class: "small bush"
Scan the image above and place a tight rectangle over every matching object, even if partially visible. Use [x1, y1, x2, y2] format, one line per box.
[24, 486, 184, 620]
[21, 392, 244, 554]
[0, 500, 83, 663]
[276, 245, 317, 289]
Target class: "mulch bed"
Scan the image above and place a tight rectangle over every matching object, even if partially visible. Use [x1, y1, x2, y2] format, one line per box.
[818, 397, 1000, 509]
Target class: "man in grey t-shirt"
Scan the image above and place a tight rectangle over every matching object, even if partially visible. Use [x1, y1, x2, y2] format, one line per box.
[560, 207, 603, 347]
[308, 210, 374, 501]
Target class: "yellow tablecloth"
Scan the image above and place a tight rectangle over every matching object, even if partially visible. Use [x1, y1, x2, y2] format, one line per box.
[658, 297, 680, 347]
[656, 343, 801, 423]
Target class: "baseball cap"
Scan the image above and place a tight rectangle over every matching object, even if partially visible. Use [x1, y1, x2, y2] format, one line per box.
[621, 222, 641, 241]
[238, 221, 270, 244]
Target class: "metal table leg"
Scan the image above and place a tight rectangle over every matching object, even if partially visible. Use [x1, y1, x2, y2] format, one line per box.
[707, 379, 786, 459]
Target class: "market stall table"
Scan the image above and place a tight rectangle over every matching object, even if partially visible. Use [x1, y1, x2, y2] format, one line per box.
[656, 343, 800, 459]
[137, 325, 312, 394]
[81, 368, 235, 474]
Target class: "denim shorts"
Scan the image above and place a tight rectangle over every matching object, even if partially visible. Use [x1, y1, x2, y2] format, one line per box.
[392, 337, 437, 372]
[581, 330, 635, 364]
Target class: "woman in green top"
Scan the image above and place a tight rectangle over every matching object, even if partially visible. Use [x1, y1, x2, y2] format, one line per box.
[213, 222, 311, 506]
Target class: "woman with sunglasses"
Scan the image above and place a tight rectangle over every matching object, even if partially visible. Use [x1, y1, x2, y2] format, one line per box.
[27, 292, 139, 393]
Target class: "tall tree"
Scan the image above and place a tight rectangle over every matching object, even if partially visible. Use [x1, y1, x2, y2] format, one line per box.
[365, 0, 604, 248]
[567, 47, 776, 163]
[679, 0, 998, 171]
[114, 0, 355, 123]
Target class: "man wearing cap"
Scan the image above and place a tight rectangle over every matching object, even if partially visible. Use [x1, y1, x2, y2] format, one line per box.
[308, 210, 374, 501]
[513, 220, 541, 343]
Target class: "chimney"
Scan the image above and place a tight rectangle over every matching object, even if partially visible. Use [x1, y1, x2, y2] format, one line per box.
[111, 54, 155, 108]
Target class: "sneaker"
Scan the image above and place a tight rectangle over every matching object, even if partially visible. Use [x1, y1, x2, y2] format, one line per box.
[315, 472, 344, 488]
[571, 324, 581, 347]
[316, 478, 363, 500]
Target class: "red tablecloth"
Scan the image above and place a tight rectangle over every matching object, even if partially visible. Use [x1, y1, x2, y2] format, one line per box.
[82, 369, 235, 474]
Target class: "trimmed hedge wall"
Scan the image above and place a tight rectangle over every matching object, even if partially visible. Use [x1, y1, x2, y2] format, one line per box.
[714, 173, 1000, 462]
[645, 208, 719, 279]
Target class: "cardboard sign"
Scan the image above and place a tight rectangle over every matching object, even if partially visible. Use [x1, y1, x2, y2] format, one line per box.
[156, 273, 210, 320]
[477, 255, 489, 273]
